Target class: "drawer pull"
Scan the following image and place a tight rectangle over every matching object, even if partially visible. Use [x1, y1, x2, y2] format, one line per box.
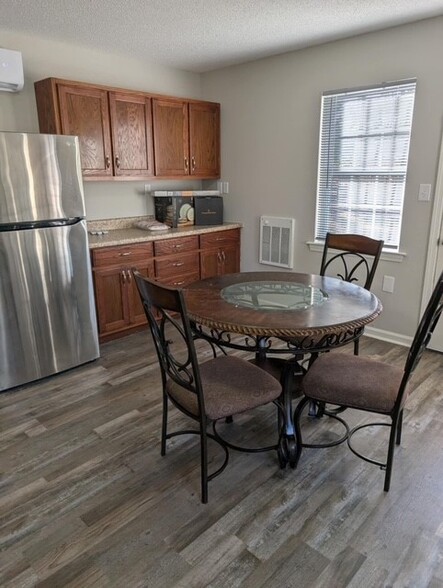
[120, 252, 132, 256]
[121, 269, 127, 284]
[173, 262, 184, 267]
[173, 244, 183, 249]
[173, 280, 185, 286]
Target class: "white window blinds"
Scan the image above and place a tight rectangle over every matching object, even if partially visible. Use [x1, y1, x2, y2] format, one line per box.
[315, 80, 416, 250]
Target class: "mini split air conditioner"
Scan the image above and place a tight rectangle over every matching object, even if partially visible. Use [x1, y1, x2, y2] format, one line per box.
[0, 49, 24, 92]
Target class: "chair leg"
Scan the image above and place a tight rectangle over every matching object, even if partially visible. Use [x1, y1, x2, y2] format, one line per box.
[354, 338, 360, 355]
[161, 391, 168, 456]
[200, 419, 209, 504]
[293, 396, 310, 454]
[384, 417, 398, 492]
[396, 409, 403, 445]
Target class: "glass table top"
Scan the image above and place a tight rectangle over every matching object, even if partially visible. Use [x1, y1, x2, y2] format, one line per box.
[221, 280, 328, 311]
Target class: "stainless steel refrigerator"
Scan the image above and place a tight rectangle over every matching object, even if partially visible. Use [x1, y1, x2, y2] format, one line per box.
[0, 132, 99, 391]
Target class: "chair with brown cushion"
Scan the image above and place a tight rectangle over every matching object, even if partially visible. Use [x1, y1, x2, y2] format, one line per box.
[320, 232, 384, 355]
[294, 270, 443, 491]
[133, 271, 282, 503]
[253, 233, 384, 402]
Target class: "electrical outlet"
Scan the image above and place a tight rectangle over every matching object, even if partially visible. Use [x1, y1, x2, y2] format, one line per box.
[223, 181, 229, 194]
[144, 183, 151, 195]
[382, 275, 395, 293]
[418, 183, 431, 201]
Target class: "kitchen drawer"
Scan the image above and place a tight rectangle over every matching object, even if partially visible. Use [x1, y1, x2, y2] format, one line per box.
[199, 229, 239, 248]
[159, 271, 200, 288]
[155, 252, 199, 279]
[154, 235, 198, 256]
[92, 242, 153, 267]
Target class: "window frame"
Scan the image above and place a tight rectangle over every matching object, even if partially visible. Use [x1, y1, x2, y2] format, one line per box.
[314, 79, 417, 253]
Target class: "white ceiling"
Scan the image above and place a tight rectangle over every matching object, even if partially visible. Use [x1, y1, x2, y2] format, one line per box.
[2, 0, 443, 73]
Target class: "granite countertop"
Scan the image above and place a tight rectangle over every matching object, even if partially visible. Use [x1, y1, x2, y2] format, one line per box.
[87, 217, 242, 249]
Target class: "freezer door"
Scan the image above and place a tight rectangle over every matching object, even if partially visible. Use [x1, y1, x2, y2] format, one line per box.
[0, 220, 99, 391]
[0, 132, 85, 224]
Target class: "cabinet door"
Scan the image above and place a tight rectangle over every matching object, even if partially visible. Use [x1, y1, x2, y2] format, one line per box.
[57, 84, 113, 177]
[189, 102, 220, 178]
[93, 266, 128, 334]
[109, 92, 154, 177]
[221, 244, 240, 275]
[152, 98, 189, 176]
[200, 249, 222, 280]
[128, 262, 155, 326]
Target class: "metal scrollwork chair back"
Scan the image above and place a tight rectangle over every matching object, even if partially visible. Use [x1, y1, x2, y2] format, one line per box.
[320, 232, 384, 355]
[295, 270, 443, 492]
[133, 271, 282, 503]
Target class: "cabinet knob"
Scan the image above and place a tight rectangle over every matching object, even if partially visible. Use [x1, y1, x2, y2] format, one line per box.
[184, 157, 189, 172]
[121, 269, 127, 284]
[105, 156, 111, 169]
[191, 156, 196, 172]
[115, 155, 120, 169]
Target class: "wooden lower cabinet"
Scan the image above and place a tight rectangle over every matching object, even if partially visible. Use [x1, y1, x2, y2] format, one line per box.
[91, 243, 154, 341]
[200, 229, 240, 279]
[91, 228, 240, 341]
[154, 235, 200, 287]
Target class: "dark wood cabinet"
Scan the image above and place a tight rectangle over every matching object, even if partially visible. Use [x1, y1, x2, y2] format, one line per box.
[35, 77, 220, 180]
[57, 84, 113, 177]
[189, 102, 220, 178]
[35, 79, 154, 179]
[154, 235, 200, 287]
[109, 91, 154, 177]
[152, 98, 220, 178]
[91, 228, 240, 341]
[200, 229, 240, 279]
[152, 98, 189, 177]
[91, 243, 154, 340]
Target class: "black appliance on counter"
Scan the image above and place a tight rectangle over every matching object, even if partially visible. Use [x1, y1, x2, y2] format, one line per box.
[194, 196, 223, 226]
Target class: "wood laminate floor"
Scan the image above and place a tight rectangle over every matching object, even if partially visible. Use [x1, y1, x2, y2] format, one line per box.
[1, 332, 442, 587]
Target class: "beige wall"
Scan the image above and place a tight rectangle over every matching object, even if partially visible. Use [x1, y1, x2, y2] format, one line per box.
[201, 17, 443, 339]
[0, 29, 202, 219]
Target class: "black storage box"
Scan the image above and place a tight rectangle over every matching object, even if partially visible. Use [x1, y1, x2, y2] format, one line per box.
[194, 196, 223, 226]
[154, 197, 195, 228]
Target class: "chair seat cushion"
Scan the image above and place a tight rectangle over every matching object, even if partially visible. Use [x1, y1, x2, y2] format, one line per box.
[166, 355, 282, 420]
[302, 353, 405, 414]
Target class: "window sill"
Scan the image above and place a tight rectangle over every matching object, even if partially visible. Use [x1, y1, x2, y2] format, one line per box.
[306, 241, 406, 263]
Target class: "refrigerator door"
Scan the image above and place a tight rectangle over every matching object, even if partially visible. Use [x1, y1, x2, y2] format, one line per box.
[0, 132, 85, 224]
[0, 220, 99, 391]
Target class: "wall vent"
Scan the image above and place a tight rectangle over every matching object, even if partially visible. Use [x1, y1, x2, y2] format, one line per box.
[259, 216, 295, 269]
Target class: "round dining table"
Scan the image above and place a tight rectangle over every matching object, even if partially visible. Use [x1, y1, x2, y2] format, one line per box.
[184, 271, 382, 466]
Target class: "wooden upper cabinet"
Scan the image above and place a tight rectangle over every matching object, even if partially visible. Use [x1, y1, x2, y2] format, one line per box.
[189, 102, 220, 178]
[34, 78, 220, 180]
[57, 84, 113, 177]
[153, 98, 220, 178]
[152, 98, 189, 177]
[109, 92, 154, 177]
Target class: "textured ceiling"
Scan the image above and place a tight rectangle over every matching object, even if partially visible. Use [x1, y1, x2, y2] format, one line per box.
[2, 0, 443, 72]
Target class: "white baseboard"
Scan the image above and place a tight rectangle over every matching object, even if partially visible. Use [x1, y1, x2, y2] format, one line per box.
[364, 326, 413, 348]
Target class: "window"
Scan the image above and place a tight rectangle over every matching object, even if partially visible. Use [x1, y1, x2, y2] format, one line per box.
[315, 80, 416, 250]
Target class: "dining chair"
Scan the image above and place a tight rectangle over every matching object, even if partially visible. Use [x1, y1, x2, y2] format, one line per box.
[133, 271, 283, 503]
[294, 270, 443, 491]
[320, 232, 384, 355]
